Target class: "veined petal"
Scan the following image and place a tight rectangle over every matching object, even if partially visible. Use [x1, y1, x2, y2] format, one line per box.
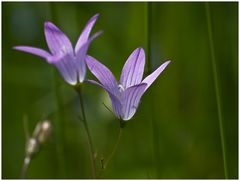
[52, 54, 78, 85]
[13, 46, 51, 60]
[75, 14, 99, 53]
[86, 79, 122, 118]
[76, 31, 103, 82]
[86, 55, 119, 95]
[44, 21, 74, 56]
[121, 83, 147, 121]
[76, 30, 102, 59]
[142, 60, 171, 91]
[120, 48, 145, 89]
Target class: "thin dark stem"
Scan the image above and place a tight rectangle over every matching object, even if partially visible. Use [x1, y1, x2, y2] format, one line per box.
[98, 127, 123, 178]
[205, 3, 228, 178]
[76, 86, 96, 178]
[104, 127, 122, 169]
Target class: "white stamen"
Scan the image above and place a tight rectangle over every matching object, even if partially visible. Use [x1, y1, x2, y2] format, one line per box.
[118, 84, 125, 92]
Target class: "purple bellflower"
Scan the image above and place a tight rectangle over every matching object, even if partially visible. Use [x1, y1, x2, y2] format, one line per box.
[86, 47, 171, 121]
[14, 14, 102, 85]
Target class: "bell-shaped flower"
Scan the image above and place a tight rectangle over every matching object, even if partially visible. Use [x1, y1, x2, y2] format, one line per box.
[86, 47, 171, 121]
[14, 14, 102, 85]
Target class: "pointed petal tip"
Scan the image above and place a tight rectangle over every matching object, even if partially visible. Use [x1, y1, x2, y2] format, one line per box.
[137, 47, 144, 51]
[13, 46, 27, 51]
[142, 59, 171, 91]
[136, 47, 145, 58]
[44, 21, 52, 27]
[93, 13, 100, 18]
[13, 46, 20, 50]
[163, 60, 171, 67]
[92, 30, 104, 37]
[134, 47, 145, 54]
[88, 13, 100, 23]
[44, 21, 58, 31]
[12, 46, 51, 60]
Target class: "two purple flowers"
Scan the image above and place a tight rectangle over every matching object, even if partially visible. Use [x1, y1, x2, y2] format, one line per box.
[14, 14, 171, 121]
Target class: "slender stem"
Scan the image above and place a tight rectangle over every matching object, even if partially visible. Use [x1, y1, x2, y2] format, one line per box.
[20, 156, 31, 179]
[98, 127, 123, 178]
[104, 127, 122, 169]
[205, 3, 228, 178]
[76, 86, 96, 178]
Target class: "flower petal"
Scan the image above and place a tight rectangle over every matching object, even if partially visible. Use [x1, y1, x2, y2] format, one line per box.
[142, 60, 171, 91]
[13, 46, 51, 60]
[52, 54, 78, 85]
[76, 31, 102, 83]
[120, 47, 145, 89]
[85, 55, 119, 95]
[86, 79, 122, 118]
[75, 14, 99, 54]
[121, 83, 147, 121]
[44, 21, 73, 56]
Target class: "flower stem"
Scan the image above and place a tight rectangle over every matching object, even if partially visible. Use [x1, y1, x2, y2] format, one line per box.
[205, 3, 228, 178]
[75, 85, 96, 178]
[98, 126, 123, 178]
[104, 127, 122, 169]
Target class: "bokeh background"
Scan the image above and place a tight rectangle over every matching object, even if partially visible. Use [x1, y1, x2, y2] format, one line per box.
[2, 2, 238, 179]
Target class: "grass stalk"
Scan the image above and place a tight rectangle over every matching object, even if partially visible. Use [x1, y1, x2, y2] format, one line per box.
[146, 2, 152, 71]
[146, 2, 161, 177]
[205, 3, 228, 178]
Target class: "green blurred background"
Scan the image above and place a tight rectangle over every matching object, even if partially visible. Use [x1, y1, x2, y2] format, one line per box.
[2, 2, 238, 179]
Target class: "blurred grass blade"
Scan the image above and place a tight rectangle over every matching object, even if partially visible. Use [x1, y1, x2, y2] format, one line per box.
[205, 3, 228, 178]
[145, 2, 160, 177]
[51, 70, 66, 177]
[49, 3, 67, 178]
[146, 2, 152, 71]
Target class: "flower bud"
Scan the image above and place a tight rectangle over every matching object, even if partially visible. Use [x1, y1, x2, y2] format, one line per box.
[37, 120, 52, 144]
[26, 138, 39, 156]
[25, 120, 52, 158]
